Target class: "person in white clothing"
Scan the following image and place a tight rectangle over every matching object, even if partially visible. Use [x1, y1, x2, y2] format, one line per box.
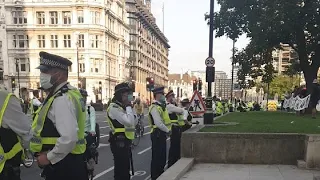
[30, 90, 42, 115]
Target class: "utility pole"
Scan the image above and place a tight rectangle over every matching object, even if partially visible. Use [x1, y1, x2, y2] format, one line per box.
[162, 2, 165, 33]
[76, 42, 80, 88]
[203, 0, 215, 124]
[109, 62, 111, 99]
[231, 40, 235, 104]
[15, 59, 21, 97]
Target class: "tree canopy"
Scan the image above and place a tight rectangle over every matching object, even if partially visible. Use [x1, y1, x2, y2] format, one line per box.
[269, 75, 300, 97]
[211, 0, 320, 89]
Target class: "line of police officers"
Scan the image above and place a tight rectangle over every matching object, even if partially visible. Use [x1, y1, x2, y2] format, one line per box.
[0, 51, 193, 180]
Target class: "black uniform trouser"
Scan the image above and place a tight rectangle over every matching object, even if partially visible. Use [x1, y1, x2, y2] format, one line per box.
[168, 125, 181, 168]
[182, 124, 192, 132]
[42, 154, 88, 180]
[0, 165, 21, 180]
[151, 129, 167, 180]
[110, 135, 131, 180]
[85, 134, 95, 159]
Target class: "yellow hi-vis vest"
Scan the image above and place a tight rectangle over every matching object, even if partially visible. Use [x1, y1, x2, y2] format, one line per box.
[30, 89, 86, 154]
[177, 114, 185, 126]
[216, 102, 223, 115]
[148, 104, 171, 132]
[106, 103, 135, 140]
[0, 92, 24, 173]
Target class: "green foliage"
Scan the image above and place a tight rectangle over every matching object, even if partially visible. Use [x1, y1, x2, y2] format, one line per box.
[234, 44, 275, 89]
[210, 0, 320, 87]
[268, 75, 300, 97]
[284, 58, 301, 77]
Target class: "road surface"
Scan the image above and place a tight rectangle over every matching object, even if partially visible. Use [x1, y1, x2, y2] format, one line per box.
[22, 110, 171, 180]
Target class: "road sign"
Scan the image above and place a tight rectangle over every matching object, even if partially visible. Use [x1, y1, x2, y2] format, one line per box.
[205, 57, 215, 67]
[188, 90, 206, 115]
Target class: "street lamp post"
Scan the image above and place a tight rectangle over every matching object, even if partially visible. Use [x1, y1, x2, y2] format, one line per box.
[75, 32, 80, 88]
[231, 40, 235, 104]
[76, 43, 80, 88]
[15, 59, 21, 97]
[203, 0, 215, 124]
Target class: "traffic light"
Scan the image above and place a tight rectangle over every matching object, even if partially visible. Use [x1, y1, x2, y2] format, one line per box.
[192, 80, 198, 91]
[146, 77, 155, 91]
[177, 87, 180, 98]
[98, 81, 102, 93]
[198, 79, 202, 91]
[198, 79, 202, 96]
[11, 77, 16, 89]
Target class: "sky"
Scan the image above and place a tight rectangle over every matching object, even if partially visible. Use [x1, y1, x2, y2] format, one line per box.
[150, 0, 250, 77]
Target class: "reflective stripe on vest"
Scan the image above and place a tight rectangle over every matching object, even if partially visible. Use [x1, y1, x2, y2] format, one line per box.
[106, 103, 135, 140]
[30, 89, 86, 154]
[148, 104, 171, 132]
[0, 92, 23, 173]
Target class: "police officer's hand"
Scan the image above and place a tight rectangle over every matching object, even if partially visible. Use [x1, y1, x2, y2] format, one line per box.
[37, 152, 50, 166]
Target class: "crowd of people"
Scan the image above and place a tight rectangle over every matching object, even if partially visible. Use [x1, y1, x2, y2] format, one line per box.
[0, 52, 194, 180]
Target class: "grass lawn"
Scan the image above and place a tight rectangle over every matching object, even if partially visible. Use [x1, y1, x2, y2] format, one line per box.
[200, 111, 320, 134]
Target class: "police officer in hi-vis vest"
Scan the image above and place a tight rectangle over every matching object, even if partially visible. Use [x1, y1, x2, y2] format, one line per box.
[180, 98, 193, 132]
[165, 90, 185, 168]
[0, 85, 32, 180]
[106, 83, 137, 180]
[30, 52, 88, 180]
[148, 87, 171, 180]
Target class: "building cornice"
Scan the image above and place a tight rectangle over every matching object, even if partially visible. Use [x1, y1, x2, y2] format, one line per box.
[133, 1, 170, 48]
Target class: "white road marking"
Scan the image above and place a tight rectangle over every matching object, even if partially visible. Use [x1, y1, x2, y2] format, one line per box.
[100, 134, 109, 138]
[137, 137, 170, 155]
[100, 126, 109, 129]
[137, 147, 151, 155]
[98, 143, 109, 147]
[93, 166, 114, 179]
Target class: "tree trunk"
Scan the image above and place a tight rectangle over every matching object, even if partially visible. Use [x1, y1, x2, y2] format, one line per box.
[302, 65, 318, 91]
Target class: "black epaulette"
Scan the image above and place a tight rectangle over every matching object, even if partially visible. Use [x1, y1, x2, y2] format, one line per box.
[112, 103, 119, 108]
[55, 86, 70, 97]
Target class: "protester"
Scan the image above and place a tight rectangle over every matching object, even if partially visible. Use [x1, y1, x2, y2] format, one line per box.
[311, 79, 320, 118]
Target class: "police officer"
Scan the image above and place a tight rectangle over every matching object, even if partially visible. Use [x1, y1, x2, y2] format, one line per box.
[79, 89, 96, 173]
[0, 85, 32, 180]
[148, 87, 171, 180]
[180, 98, 193, 132]
[166, 90, 185, 168]
[106, 83, 137, 180]
[30, 52, 88, 180]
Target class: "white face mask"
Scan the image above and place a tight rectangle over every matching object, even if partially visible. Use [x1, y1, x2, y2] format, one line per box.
[40, 72, 53, 89]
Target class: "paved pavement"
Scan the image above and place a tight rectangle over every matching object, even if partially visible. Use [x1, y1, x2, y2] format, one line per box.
[180, 164, 320, 180]
[22, 110, 171, 180]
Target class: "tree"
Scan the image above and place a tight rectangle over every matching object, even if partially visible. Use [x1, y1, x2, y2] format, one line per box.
[211, 0, 320, 90]
[284, 57, 301, 77]
[269, 75, 300, 97]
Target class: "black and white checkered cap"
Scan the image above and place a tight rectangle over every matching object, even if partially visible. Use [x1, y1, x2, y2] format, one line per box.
[36, 51, 72, 71]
